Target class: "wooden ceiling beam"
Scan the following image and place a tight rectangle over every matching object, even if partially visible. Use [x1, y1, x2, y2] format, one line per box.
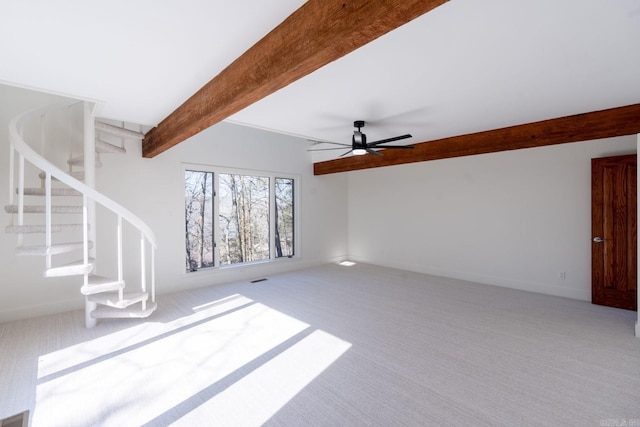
[313, 103, 640, 175]
[142, 0, 449, 158]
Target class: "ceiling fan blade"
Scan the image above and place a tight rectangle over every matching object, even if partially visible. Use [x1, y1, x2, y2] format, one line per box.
[308, 139, 351, 147]
[372, 145, 414, 149]
[366, 148, 383, 157]
[368, 134, 412, 147]
[308, 147, 354, 152]
[340, 149, 353, 157]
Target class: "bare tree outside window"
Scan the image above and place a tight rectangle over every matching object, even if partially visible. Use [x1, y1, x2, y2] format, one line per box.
[218, 174, 270, 265]
[185, 170, 214, 272]
[275, 178, 294, 258]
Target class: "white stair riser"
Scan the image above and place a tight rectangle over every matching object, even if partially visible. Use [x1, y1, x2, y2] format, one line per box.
[67, 156, 102, 168]
[88, 291, 148, 309]
[45, 261, 94, 278]
[5, 205, 83, 214]
[96, 139, 126, 154]
[6, 224, 84, 234]
[91, 302, 157, 319]
[16, 241, 93, 256]
[81, 276, 125, 296]
[17, 188, 82, 196]
[95, 121, 144, 140]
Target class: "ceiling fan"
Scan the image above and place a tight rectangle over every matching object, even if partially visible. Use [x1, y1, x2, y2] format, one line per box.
[309, 120, 413, 157]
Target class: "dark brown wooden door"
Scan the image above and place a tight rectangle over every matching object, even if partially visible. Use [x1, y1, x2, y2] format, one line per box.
[592, 154, 637, 311]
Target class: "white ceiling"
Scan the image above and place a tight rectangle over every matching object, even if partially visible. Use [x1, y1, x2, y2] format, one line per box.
[2, 0, 640, 161]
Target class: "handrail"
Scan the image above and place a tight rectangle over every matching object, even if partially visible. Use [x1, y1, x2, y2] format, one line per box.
[8, 102, 158, 250]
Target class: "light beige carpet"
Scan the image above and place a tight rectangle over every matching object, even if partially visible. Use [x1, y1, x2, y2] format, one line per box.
[0, 263, 638, 426]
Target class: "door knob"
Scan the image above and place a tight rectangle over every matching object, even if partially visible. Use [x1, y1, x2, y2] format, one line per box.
[593, 237, 604, 243]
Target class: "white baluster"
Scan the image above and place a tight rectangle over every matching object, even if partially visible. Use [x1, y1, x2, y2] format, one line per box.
[40, 114, 45, 156]
[9, 145, 14, 207]
[45, 173, 51, 270]
[67, 106, 73, 172]
[82, 194, 88, 276]
[140, 232, 146, 310]
[83, 102, 96, 262]
[151, 247, 156, 303]
[117, 215, 123, 301]
[17, 154, 24, 247]
[83, 194, 96, 328]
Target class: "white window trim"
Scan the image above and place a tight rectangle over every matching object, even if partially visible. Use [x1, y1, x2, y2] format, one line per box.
[181, 162, 301, 276]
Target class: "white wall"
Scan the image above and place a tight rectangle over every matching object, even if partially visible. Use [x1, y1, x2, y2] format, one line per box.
[94, 120, 349, 294]
[347, 136, 637, 301]
[0, 85, 348, 323]
[2, 81, 635, 322]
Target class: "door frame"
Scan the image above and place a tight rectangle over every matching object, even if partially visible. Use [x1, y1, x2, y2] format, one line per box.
[637, 136, 640, 338]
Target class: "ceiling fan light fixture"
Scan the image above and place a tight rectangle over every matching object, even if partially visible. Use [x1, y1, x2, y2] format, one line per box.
[352, 148, 367, 155]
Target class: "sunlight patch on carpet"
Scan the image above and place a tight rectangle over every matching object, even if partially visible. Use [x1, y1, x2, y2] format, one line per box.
[174, 329, 351, 426]
[30, 295, 352, 426]
[36, 294, 254, 379]
[338, 260, 356, 267]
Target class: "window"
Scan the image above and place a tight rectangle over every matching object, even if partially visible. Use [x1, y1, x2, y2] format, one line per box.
[184, 166, 297, 273]
[218, 174, 270, 265]
[275, 177, 294, 258]
[184, 170, 214, 272]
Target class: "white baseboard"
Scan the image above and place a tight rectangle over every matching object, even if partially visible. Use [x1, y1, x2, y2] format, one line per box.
[0, 297, 83, 324]
[347, 256, 591, 302]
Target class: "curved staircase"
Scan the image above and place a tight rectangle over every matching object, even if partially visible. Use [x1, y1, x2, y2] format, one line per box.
[5, 101, 157, 327]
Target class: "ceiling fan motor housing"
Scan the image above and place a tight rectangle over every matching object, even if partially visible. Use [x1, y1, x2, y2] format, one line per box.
[308, 119, 411, 157]
[353, 130, 366, 147]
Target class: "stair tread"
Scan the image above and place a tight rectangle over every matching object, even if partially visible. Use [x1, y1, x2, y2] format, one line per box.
[67, 155, 102, 168]
[5, 204, 82, 214]
[81, 275, 125, 295]
[96, 139, 126, 154]
[45, 258, 95, 278]
[16, 241, 93, 256]
[18, 187, 81, 196]
[6, 224, 84, 234]
[88, 275, 123, 285]
[95, 121, 144, 140]
[88, 291, 149, 308]
[91, 302, 157, 319]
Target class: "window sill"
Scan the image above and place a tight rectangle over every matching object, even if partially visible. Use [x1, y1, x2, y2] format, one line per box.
[182, 255, 298, 278]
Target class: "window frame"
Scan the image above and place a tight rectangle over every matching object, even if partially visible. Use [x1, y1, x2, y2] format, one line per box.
[184, 168, 215, 272]
[181, 163, 300, 275]
[273, 176, 295, 259]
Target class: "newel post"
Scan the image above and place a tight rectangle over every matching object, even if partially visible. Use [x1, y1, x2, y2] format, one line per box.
[83, 102, 97, 328]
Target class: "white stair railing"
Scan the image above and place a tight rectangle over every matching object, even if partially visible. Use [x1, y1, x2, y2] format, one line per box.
[8, 102, 157, 327]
